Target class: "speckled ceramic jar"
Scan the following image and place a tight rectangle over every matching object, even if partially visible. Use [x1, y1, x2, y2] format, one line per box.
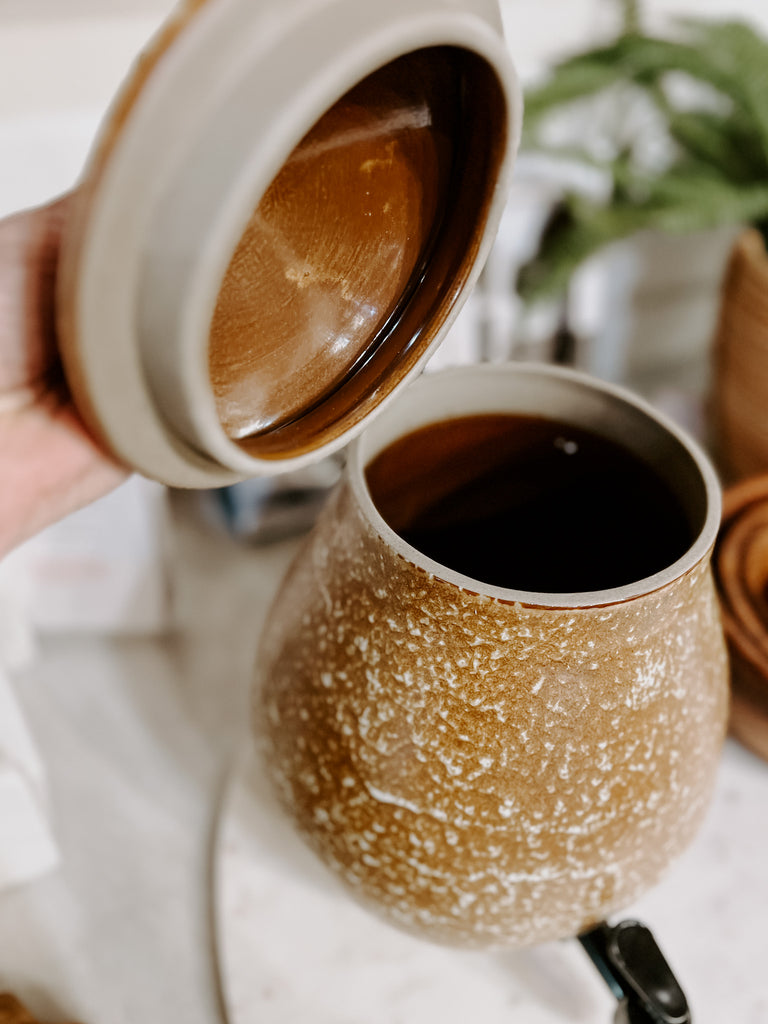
[255, 364, 728, 949]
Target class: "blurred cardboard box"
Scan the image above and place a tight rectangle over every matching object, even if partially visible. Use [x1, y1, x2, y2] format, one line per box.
[0, 477, 171, 636]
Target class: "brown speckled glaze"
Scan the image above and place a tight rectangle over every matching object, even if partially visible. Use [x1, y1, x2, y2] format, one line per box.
[255, 366, 729, 948]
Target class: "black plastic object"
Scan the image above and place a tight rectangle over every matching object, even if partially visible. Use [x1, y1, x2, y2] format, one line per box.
[578, 920, 692, 1024]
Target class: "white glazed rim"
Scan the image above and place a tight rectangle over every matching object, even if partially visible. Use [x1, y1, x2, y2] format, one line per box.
[62, 0, 522, 488]
[349, 363, 722, 610]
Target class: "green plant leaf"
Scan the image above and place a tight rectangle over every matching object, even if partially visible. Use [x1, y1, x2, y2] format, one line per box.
[674, 19, 768, 158]
[523, 60, 640, 135]
[524, 30, 763, 136]
[620, 0, 641, 35]
[641, 163, 768, 231]
[665, 108, 768, 182]
[518, 15, 768, 305]
[517, 169, 768, 304]
[516, 197, 651, 303]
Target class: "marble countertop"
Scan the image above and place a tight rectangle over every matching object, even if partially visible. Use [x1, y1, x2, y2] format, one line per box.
[0, 497, 301, 1024]
[0, 494, 767, 1024]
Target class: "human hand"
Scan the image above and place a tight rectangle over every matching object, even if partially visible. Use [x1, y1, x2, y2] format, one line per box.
[0, 197, 127, 558]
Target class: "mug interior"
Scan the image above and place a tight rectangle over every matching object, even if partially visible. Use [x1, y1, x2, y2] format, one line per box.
[351, 364, 721, 608]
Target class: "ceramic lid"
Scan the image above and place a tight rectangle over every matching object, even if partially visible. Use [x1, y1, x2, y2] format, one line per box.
[57, 0, 522, 487]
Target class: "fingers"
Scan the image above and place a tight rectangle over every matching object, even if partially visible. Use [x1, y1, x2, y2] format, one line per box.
[0, 393, 128, 558]
[0, 195, 72, 393]
[0, 196, 131, 557]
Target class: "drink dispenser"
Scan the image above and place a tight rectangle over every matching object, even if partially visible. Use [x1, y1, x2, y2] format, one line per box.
[55, 3, 723, 1020]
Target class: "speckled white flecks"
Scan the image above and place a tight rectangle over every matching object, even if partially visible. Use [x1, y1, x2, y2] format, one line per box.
[256, 481, 729, 948]
[215, 739, 768, 1024]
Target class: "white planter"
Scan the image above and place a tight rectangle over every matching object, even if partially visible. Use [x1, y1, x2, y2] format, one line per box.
[575, 226, 739, 394]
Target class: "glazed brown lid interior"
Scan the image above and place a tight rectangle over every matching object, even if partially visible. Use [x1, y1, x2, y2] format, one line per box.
[207, 45, 507, 459]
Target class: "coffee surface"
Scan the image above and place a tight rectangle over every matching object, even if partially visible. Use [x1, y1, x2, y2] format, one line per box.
[365, 414, 693, 593]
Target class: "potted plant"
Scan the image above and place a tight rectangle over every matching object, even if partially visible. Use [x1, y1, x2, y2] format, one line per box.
[516, 3, 768, 469]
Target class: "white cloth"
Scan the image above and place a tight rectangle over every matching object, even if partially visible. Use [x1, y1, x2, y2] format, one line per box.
[0, 666, 58, 891]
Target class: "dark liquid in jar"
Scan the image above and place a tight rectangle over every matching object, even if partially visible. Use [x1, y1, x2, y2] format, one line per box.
[365, 414, 694, 593]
